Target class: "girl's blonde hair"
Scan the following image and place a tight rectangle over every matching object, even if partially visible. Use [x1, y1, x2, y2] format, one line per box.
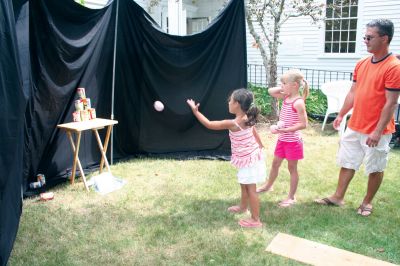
[281, 69, 309, 100]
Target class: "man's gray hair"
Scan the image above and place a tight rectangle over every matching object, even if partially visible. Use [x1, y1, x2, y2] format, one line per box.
[366, 19, 394, 43]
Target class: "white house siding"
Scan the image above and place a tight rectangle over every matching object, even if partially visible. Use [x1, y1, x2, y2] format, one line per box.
[193, 0, 226, 19]
[361, 0, 400, 53]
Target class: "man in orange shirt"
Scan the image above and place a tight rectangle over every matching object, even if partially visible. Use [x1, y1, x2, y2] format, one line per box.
[315, 19, 400, 216]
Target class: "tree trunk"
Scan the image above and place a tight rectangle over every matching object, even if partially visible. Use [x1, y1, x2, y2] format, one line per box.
[268, 20, 281, 119]
[246, 14, 278, 118]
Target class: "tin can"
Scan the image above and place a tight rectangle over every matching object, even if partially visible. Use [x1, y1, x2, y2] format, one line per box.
[77, 87, 86, 99]
[73, 111, 81, 122]
[80, 110, 90, 121]
[81, 98, 91, 110]
[88, 108, 96, 120]
[85, 98, 91, 109]
[29, 181, 42, 189]
[37, 174, 46, 186]
[74, 99, 84, 111]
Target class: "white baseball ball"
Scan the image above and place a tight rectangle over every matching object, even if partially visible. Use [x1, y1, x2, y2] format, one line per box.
[270, 125, 279, 134]
[154, 101, 164, 112]
[277, 121, 285, 128]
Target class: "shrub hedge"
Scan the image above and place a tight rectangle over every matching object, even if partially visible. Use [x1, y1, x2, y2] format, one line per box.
[248, 83, 327, 118]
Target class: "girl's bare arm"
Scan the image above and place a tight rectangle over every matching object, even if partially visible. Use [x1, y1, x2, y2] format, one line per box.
[268, 87, 284, 99]
[187, 99, 235, 130]
[252, 126, 264, 148]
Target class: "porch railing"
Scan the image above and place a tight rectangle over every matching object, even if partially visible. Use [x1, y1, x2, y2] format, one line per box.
[247, 64, 353, 90]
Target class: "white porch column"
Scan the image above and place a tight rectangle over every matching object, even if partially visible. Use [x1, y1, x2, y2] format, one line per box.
[168, 0, 186, 35]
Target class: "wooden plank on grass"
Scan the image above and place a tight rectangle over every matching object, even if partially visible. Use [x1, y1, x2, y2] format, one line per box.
[266, 233, 396, 266]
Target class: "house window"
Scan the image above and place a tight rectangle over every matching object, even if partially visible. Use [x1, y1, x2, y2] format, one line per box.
[324, 0, 358, 53]
[187, 17, 209, 34]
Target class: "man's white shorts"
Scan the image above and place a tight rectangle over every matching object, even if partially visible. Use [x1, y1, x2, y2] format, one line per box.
[337, 128, 392, 175]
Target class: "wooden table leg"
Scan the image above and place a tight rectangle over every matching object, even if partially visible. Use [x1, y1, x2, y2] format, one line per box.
[93, 128, 111, 174]
[98, 125, 113, 173]
[66, 131, 89, 191]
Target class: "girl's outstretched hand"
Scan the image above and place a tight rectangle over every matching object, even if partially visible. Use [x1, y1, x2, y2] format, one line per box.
[186, 99, 200, 112]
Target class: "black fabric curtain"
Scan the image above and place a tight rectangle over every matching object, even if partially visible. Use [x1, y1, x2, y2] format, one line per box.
[1, 0, 246, 263]
[0, 0, 29, 264]
[26, 0, 116, 190]
[113, 0, 247, 156]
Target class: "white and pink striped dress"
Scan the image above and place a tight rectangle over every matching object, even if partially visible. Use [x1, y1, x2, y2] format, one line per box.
[278, 97, 303, 142]
[229, 121, 266, 184]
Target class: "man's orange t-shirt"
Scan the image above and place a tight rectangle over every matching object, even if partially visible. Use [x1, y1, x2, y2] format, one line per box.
[348, 54, 400, 134]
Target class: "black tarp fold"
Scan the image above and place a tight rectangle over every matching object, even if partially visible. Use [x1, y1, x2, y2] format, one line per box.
[0, 0, 29, 264]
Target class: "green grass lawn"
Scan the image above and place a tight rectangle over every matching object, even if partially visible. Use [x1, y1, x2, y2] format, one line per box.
[10, 124, 400, 265]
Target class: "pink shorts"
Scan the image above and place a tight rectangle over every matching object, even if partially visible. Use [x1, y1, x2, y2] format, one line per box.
[274, 140, 304, 160]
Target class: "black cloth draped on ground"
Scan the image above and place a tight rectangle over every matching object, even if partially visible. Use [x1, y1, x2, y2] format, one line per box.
[0, 0, 246, 263]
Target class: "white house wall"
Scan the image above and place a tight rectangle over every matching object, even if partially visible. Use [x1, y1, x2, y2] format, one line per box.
[193, 0, 226, 19]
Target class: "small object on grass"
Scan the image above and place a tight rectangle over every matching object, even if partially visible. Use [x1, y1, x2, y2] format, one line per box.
[40, 192, 54, 201]
[29, 181, 42, 189]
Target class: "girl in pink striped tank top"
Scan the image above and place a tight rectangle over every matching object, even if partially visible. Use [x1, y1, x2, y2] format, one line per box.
[187, 88, 266, 228]
[257, 69, 309, 208]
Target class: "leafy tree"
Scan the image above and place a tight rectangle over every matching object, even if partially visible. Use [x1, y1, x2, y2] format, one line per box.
[148, 0, 161, 12]
[246, 0, 325, 117]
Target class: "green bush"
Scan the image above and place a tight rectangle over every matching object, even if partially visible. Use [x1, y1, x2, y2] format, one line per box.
[248, 84, 327, 116]
[306, 88, 327, 115]
[248, 84, 273, 116]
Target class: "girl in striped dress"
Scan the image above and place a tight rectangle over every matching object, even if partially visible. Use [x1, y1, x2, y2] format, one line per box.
[256, 69, 309, 207]
[187, 88, 266, 228]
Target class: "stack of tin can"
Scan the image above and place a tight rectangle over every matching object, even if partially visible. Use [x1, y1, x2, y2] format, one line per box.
[72, 87, 96, 122]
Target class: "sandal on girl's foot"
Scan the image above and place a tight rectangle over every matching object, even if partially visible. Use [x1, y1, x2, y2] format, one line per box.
[357, 204, 373, 217]
[238, 219, 263, 228]
[227, 205, 247, 213]
[278, 199, 296, 208]
[256, 186, 273, 194]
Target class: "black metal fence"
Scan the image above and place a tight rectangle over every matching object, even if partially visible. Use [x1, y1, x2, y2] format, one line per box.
[247, 64, 353, 90]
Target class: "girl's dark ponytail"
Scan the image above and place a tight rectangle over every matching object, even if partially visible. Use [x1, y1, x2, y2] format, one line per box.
[245, 103, 260, 127]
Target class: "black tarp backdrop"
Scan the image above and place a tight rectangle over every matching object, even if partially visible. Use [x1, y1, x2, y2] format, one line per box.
[113, 0, 247, 155]
[26, 0, 247, 190]
[0, 0, 29, 264]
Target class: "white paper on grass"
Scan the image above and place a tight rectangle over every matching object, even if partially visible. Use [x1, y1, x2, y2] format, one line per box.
[87, 172, 126, 195]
